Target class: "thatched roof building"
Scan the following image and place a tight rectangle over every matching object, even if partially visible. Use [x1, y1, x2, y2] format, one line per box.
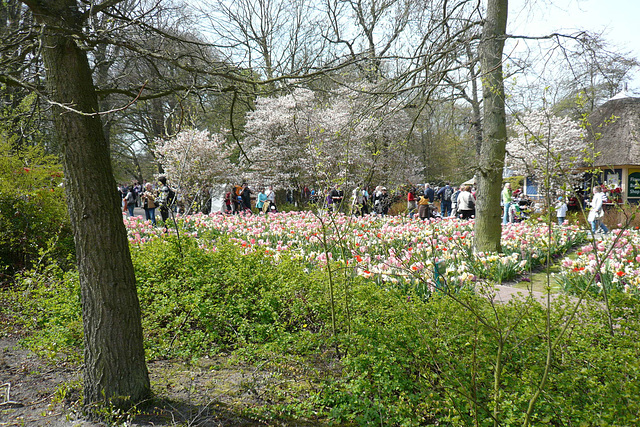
[585, 92, 640, 202]
[587, 93, 640, 167]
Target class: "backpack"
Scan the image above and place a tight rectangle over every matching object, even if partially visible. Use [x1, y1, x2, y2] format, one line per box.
[443, 187, 453, 201]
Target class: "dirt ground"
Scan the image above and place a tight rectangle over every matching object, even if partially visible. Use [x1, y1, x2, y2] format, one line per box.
[0, 333, 330, 427]
[0, 335, 89, 426]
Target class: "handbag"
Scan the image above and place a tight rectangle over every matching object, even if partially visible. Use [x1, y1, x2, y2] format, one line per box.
[596, 208, 604, 219]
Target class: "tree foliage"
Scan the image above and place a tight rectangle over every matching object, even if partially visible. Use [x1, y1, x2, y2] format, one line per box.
[154, 128, 236, 198]
[241, 88, 422, 189]
[0, 135, 72, 275]
[507, 109, 585, 189]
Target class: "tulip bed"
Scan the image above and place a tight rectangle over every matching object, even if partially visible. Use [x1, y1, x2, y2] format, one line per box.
[556, 228, 640, 296]
[124, 211, 598, 296]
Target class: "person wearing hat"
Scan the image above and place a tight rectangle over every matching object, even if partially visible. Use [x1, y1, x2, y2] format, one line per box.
[555, 196, 568, 225]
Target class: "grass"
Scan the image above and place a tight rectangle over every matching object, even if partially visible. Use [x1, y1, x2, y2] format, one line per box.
[513, 269, 563, 293]
[513, 250, 581, 293]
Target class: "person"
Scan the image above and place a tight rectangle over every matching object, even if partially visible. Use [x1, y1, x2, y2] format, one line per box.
[407, 186, 417, 218]
[377, 187, 390, 216]
[240, 183, 252, 212]
[457, 185, 475, 219]
[233, 183, 243, 213]
[256, 187, 268, 213]
[371, 186, 381, 212]
[302, 185, 311, 202]
[351, 186, 366, 216]
[451, 186, 461, 218]
[124, 185, 136, 217]
[512, 187, 522, 199]
[224, 187, 233, 214]
[424, 183, 435, 203]
[133, 182, 142, 207]
[330, 184, 344, 212]
[361, 187, 370, 215]
[157, 175, 175, 223]
[372, 186, 382, 215]
[200, 187, 212, 214]
[501, 182, 513, 224]
[555, 196, 568, 225]
[265, 185, 277, 213]
[417, 191, 430, 220]
[587, 186, 609, 235]
[436, 182, 453, 217]
[141, 182, 157, 225]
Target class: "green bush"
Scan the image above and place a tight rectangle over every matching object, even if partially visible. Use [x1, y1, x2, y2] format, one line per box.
[6, 232, 640, 426]
[7, 265, 83, 361]
[0, 140, 74, 277]
[132, 237, 330, 359]
[317, 290, 640, 426]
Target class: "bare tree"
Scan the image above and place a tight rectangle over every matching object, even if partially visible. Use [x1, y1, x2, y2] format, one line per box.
[553, 34, 639, 116]
[201, 0, 328, 85]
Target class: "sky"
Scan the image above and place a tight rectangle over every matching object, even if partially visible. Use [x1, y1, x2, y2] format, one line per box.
[508, 0, 640, 94]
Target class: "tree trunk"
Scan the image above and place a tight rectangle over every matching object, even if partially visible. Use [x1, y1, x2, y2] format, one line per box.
[21, 0, 150, 408]
[475, 0, 508, 253]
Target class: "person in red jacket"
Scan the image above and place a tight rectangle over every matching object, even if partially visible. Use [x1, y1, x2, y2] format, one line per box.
[407, 187, 417, 218]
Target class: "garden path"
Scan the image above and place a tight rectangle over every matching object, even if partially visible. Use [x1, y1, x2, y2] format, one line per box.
[491, 284, 550, 304]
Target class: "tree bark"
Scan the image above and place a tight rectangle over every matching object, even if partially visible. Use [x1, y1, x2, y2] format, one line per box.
[475, 0, 508, 253]
[20, 0, 150, 407]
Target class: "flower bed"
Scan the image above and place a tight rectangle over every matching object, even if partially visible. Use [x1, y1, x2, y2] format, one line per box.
[124, 212, 590, 296]
[556, 228, 640, 295]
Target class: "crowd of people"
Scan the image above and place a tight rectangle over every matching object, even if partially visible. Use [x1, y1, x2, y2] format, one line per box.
[118, 176, 175, 226]
[223, 183, 278, 214]
[118, 177, 612, 236]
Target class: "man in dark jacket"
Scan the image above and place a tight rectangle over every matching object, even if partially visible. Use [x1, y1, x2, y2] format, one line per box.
[241, 183, 253, 213]
[436, 183, 453, 217]
[424, 183, 435, 203]
[157, 175, 175, 222]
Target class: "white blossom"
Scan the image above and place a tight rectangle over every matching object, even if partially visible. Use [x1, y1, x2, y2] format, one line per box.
[506, 109, 585, 189]
[154, 129, 237, 198]
[240, 87, 422, 189]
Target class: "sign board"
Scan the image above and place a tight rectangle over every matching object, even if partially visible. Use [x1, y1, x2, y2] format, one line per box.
[628, 169, 640, 198]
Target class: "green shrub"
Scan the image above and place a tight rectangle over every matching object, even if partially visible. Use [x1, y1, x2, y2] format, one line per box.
[131, 236, 330, 359]
[0, 140, 73, 277]
[316, 289, 640, 426]
[7, 265, 83, 361]
[6, 231, 640, 426]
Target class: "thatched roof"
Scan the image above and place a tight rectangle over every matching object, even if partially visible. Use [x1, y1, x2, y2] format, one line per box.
[586, 95, 640, 167]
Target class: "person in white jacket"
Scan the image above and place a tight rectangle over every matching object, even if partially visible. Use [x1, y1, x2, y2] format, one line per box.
[555, 196, 568, 225]
[587, 187, 609, 234]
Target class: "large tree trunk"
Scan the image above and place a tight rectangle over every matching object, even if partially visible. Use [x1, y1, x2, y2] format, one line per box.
[21, 0, 150, 407]
[475, 0, 508, 253]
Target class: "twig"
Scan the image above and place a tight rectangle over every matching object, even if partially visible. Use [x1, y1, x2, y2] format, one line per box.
[48, 80, 148, 116]
[0, 383, 20, 406]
